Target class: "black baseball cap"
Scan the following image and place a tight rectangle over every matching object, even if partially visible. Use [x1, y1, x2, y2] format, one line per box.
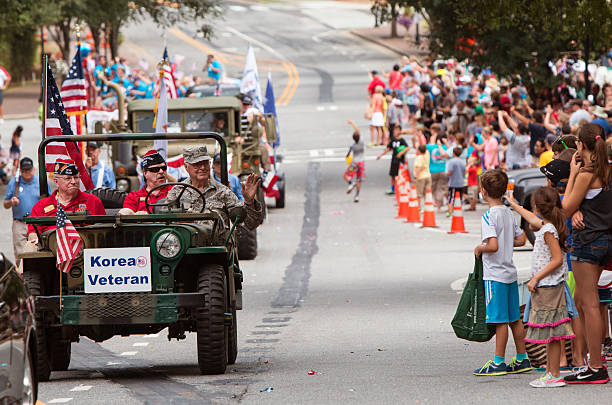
[540, 159, 570, 185]
[87, 141, 100, 149]
[213, 154, 221, 163]
[20, 157, 33, 170]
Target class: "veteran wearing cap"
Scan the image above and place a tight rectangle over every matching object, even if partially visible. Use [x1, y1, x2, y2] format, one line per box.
[85, 141, 116, 189]
[26, 158, 106, 244]
[119, 149, 176, 215]
[166, 145, 263, 230]
[3, 157, 47, 261]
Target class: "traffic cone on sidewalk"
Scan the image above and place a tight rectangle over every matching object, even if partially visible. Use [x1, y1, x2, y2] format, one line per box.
[421, 188, 437, 228]
[405, 184, 420, 223]
[395, 175, 403, 206]
[448, 191, 468, 234]
[395, 181, 410, 218]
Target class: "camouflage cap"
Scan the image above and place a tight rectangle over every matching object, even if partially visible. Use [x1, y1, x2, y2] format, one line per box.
[183, 145, 212, 164]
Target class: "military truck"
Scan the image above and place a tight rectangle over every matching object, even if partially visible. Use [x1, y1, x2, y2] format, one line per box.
[23, 132, 243, 381]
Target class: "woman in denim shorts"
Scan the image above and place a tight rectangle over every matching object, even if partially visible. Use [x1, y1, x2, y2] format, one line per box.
[561, 123, 612, 383]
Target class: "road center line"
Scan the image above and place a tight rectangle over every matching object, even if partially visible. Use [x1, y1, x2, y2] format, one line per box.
[272, 162, 321, 307]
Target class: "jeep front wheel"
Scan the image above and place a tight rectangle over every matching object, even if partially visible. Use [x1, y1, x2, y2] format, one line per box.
[227, 308, 238, 365]
[23, 270, 51, 382]
[196, 264, 228, 374]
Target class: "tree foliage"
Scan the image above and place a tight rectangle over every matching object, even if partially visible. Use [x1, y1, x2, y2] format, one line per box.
[421, 0, 612, 97]
[370, 0, 419, 37]
[0, 0, 222, 80]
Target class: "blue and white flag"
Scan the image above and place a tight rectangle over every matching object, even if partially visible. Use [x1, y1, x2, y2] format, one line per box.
[264, 72, 280, 148]
[240, 45, 263, 112]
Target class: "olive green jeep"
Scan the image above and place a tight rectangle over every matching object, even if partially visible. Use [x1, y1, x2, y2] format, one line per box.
[22, 132, 243, 382]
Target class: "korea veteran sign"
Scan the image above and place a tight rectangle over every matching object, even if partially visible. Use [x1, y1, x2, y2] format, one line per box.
[84, 247, 152, 293]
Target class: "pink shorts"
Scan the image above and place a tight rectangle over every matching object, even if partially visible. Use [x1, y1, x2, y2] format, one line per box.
[345, 161, 365, 180]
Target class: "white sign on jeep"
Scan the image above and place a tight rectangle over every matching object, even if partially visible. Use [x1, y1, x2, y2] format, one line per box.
[84, 247, 152, 293]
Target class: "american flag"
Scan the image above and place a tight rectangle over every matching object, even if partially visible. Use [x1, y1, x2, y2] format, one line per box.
[162, 47, 178, 99]
[60, 44, 88, 135]
[55, 204, 83, 273]
[45, 64, 94, 190]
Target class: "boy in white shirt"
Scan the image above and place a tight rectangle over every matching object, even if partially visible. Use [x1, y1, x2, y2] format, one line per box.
[473, 169, 531, 376]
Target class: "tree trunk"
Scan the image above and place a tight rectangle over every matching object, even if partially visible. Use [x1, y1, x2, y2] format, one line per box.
[89, 25, 102, 55]
[584, 35, 590, 99]
[390, 5, 398, 38]
[108, 21, 120, 60]
[60, 20, 71, 62]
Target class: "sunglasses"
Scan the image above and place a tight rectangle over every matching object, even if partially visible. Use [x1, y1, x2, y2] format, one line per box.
[146, 165, 167, 173]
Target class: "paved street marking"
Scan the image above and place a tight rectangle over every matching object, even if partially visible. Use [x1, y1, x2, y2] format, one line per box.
[324, 149, 334, 156]
[48, 399, 72, 404]
[329, 105, 339, 111]
[70, 385, 92, 392]
[106, 361, 122, 365]
[309, 150, 320, 157]
[120, 351, 138, 356]
[228, 5, 246, 11]
[143, 333, 159, 338]
[133, 342, 149, 347]
[316, 106, 325, 111]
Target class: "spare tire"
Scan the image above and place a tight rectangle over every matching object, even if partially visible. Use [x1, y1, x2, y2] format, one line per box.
[89, 187, 127, 209]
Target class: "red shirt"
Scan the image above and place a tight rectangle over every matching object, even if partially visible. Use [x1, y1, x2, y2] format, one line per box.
[467, 165, 479, 186]
[123, 185, 172, 213]
[367, 77, 386, 95]
[27, 190, 106, 236]
[388, 71, 402, 90]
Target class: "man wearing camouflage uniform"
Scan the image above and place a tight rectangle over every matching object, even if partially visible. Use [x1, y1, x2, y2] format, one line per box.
[167, 145, 263, 230]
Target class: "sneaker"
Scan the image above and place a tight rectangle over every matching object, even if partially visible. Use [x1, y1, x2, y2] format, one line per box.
[563, 366, 610, 384]
[347, 181, 356, 194]
[353, 195, 359, 203]
[473, 360, 507, 376]
[506, 357, 532, 374]
[530, 372, 566, 388]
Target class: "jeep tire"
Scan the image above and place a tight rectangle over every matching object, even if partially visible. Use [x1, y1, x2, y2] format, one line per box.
[90, 187, 127, 208]
[196, 264, 228, 374]
[236, 225, 257, 260]
[275, 175, 285, 209]
[48, 329, 71, 371]
[23, 270, 51, 382]
[227, 308, 238, 365]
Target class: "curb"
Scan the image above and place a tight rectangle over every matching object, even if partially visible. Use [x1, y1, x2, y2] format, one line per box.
[349, 30, 429, 58]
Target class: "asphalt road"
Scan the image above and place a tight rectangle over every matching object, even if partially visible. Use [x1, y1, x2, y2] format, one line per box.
[0, 1, 609, 404]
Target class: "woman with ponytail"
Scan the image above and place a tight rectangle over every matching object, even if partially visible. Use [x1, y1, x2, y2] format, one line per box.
[560, 123, 612, 384]
[508, 186, 575, 387]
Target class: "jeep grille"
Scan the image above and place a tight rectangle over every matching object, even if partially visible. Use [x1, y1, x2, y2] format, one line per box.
[84, 293, 153, 320]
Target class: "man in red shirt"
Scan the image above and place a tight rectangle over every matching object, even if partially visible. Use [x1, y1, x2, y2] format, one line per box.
[367, 70, 386, 96]
[119, 149, 174, 214]
[27, 158, 106, 244]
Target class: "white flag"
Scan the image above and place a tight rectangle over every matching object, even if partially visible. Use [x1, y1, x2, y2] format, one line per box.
[153, 76, 168, 159]
[240, 45, 263, 112]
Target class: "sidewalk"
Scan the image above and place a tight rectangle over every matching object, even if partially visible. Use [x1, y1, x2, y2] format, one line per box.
[351, 21, 429, 59]
[2, 82, 40, 119]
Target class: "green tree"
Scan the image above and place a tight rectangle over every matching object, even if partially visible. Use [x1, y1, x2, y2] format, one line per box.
[421, 0, 612, 99]
[370, 0, 419, 38]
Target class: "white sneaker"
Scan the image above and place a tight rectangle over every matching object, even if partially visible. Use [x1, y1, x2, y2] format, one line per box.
[347, 181, 356, 194]
[353, 195, 359, 203]
[529, 372, 566, 388]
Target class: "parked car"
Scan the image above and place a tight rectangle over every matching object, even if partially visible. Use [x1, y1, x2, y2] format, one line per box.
[0, 255, 37, 404]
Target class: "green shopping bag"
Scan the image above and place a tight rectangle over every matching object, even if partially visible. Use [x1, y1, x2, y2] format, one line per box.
[451, 257, 496, 342]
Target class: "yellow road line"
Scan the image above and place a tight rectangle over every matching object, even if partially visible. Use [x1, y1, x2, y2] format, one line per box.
[168, 27, 298, 105]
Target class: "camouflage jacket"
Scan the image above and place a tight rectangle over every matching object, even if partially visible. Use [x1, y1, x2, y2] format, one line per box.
[166, 178, 263, 230]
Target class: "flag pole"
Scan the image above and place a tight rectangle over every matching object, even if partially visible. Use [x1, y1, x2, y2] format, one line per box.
[41, 54, 48, 142]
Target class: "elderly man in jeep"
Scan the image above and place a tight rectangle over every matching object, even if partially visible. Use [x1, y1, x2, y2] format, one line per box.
[166, 145, 263, 230]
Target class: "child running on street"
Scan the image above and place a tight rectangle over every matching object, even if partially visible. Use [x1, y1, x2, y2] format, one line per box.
[473, 169, 530, 376]
[377, 125, 409, 195]
[507, 186, 575, 387]
[344, 119, 365, 202]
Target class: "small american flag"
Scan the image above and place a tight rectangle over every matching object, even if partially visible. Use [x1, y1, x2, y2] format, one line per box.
[55, 204, 83, 273]
[45, 64, 94, 190]
[162, 47, 178, 99]
[60, 44, 88, 137]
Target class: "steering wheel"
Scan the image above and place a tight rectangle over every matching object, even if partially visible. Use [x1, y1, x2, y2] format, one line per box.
[145, 182, 206, 214]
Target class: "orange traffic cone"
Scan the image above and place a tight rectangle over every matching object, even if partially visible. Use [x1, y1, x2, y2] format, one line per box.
[405, 184, 420, 223]
[402, 165, 411, 183]
[448, 191, 468, 233]
[395, 175, 403, 206]
[421, 188, 437, 228]
[395, 181, 410, 218]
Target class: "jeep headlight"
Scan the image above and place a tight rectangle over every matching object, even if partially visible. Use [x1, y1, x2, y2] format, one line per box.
[117, 179, 130, 192]
[155, 232, 181, 259]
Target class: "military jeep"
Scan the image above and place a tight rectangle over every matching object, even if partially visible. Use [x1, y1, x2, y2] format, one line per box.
[22, 132, 242, 382]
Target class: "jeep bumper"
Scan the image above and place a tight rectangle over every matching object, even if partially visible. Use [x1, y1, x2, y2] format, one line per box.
[35, 292, 206, 325]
